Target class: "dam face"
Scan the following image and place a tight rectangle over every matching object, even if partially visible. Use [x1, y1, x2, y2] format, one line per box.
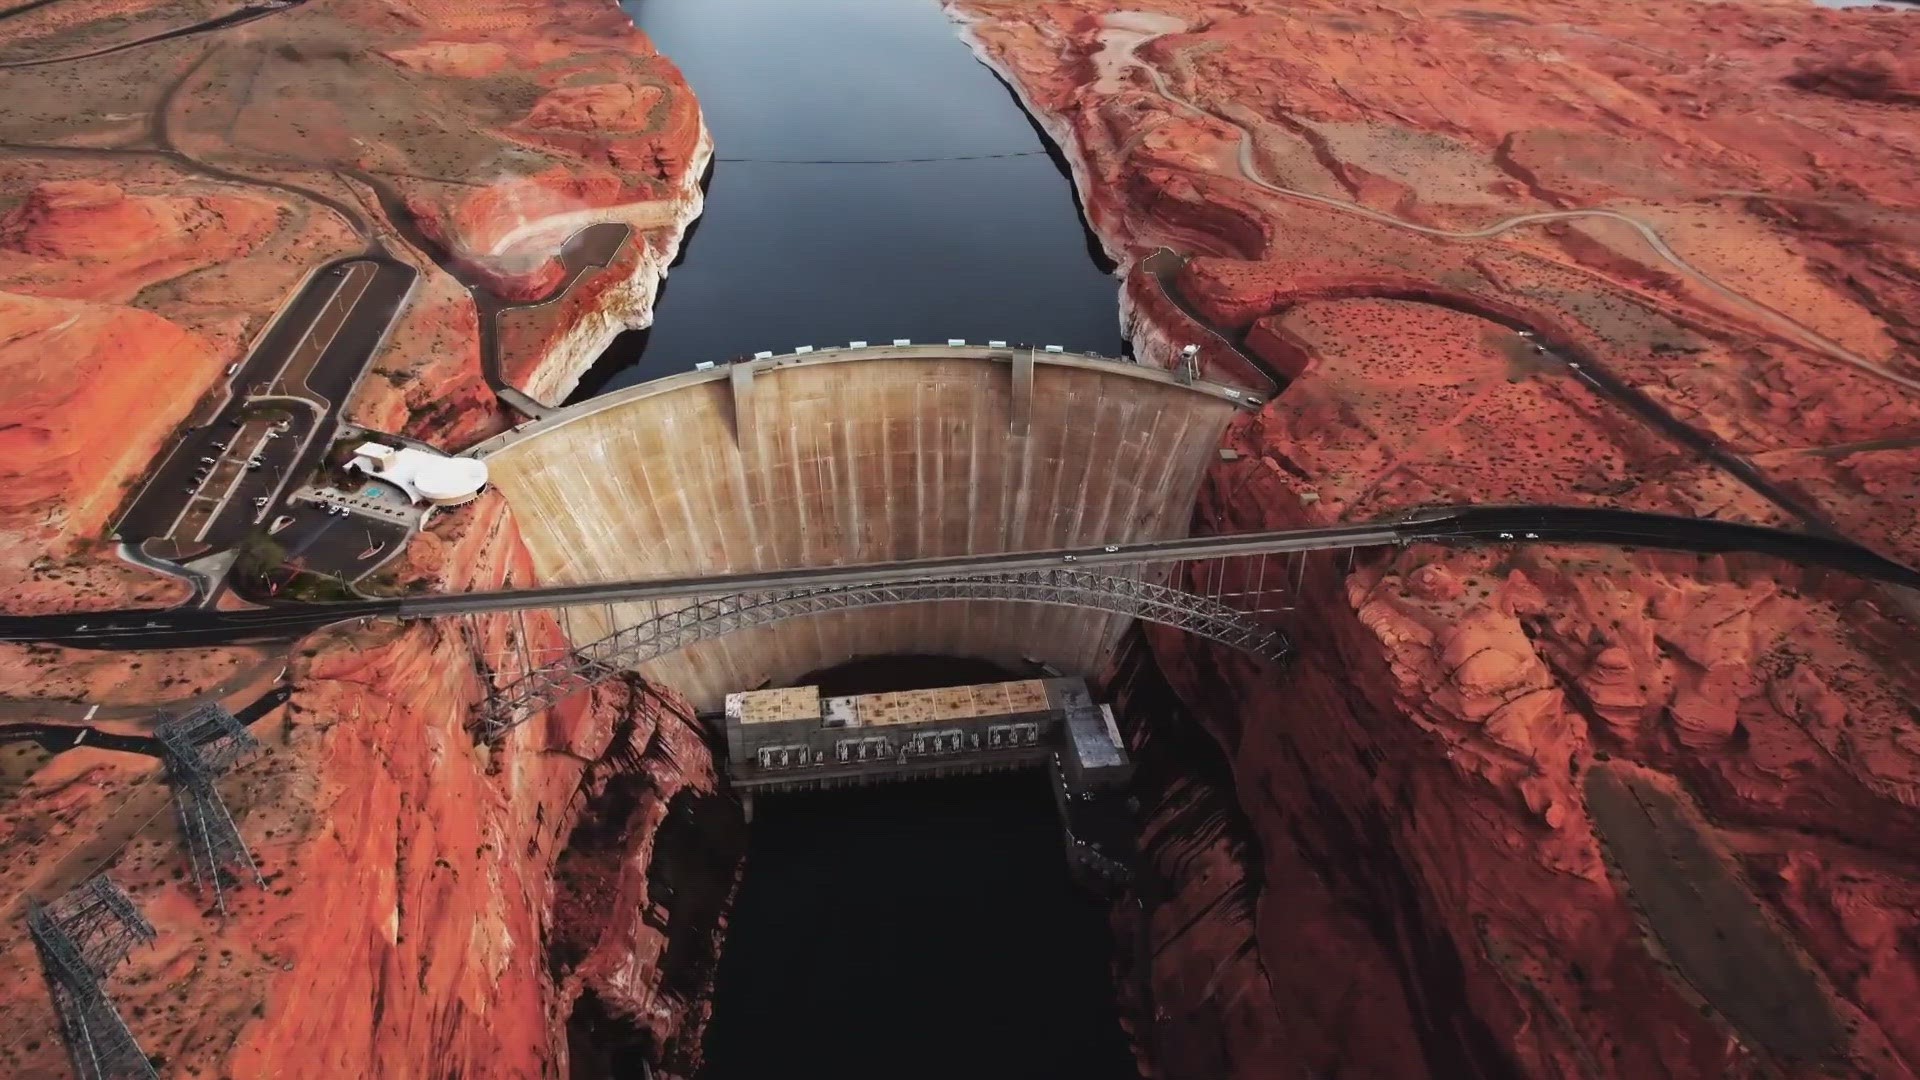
[478, 347, 1246, 709]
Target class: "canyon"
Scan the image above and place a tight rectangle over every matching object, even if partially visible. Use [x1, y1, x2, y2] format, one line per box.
[950, 0, 1920, 1075]
[0, 0, 727, 1075]
[1, 0, 1918, 1078]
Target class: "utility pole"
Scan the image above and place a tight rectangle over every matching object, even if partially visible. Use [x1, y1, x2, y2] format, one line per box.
[155, 705, 267, 916]
[27, 876, 159, 1080]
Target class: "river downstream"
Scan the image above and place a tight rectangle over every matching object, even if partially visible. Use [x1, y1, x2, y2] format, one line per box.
[573, 0, 1124, 399]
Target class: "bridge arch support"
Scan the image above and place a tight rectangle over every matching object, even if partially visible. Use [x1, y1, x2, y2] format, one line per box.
[472, 568, 1290, 741]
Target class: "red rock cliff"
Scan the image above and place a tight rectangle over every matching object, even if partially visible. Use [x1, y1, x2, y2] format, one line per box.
[0, 490, 742, 1079]
[0, 0, 732, 1073]
[955, 0, 1920, 1075]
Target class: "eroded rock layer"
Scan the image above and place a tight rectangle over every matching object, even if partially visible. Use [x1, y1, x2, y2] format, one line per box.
[951, 0, 1920, 1076]
[0, 0, 708, 606]
[0, 489, 741, 1079]
[0, 0, 729, 1075]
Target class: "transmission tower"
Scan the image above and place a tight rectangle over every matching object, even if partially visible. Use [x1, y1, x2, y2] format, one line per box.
[26, 875, 159, 1080]
[154, 704, 265, 915]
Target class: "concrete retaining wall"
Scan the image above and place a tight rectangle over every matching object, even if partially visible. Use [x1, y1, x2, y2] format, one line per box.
[480, 348, 1243, 709]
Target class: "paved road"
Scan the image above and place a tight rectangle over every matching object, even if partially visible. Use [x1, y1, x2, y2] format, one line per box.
[1126, 38, 1920, 395]
[1551, 348, 1836, 532]
[0, 0, 299, 68]
[1143, 245, 1838, 534]
[1139, 248, 1285, 389]
[6, 506, 1916, 649]
[480, 221, 633, 417]
[0, 683, 291, 757]
[0, 0, 65, 21]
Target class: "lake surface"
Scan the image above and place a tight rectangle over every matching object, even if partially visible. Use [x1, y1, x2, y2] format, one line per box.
[577, 0, 1125, 399]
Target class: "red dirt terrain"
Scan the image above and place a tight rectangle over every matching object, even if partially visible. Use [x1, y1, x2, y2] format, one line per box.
[0, 0, 725, 1076]
[0, 161, 349, 613]
[951, 0, 1920, 1076]
[0, 0, 709, 610]
[0, 491, 739, 1080]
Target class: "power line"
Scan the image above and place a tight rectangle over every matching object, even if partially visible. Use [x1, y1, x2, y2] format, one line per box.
[714, 149, 1051, 165]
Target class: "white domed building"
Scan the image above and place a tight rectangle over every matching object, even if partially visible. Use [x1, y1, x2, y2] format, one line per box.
[346, 442, 489, 507]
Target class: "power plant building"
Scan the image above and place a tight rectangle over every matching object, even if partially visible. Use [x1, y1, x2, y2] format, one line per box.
[721, 676, 1131, 799]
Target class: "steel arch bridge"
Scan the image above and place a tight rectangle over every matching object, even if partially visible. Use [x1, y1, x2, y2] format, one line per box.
[469, 568, 1291, 741]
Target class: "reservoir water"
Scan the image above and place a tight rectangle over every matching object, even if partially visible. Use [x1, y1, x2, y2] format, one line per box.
[577, 0, 1125, 399]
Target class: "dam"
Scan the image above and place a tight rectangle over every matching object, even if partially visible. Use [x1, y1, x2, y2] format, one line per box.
[475, 344, 1247, 1078]
[476, 344, 1259, 710]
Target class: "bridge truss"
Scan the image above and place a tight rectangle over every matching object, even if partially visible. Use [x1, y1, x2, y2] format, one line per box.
[466, 560, 1297, 742]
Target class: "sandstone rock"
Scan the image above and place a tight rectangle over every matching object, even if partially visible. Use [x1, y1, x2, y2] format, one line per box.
[1789, 49, 1920, 106]
[955, 0, 1920, 1073]
[0, 291, 217, 536]
[525, 82, 666, 134]
[1406, 562, 1463, 602]
[0, 180, 162, 260]
[381, 41, 512, 78]
[0, 179, 283, 302]
[0, 0, 722, 1074]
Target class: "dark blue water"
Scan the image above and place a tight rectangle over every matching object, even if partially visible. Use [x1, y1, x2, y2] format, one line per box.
[575, 4, 1142, 1073]
[693, 657, 1142, 1080]
[573, 0, 1124, 398]
[700, 776, 1142, 1080]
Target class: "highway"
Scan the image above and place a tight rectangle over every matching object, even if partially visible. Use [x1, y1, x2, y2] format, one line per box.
[0, 684, 291, 757]
[0, 0, 300, 69]
[5, 506, 1916, 650]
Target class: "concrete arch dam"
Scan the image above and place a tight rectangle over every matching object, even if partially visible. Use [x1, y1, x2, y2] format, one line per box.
[475, 345, 1256, 710]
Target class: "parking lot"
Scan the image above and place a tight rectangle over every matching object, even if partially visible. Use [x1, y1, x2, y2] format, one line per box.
[112, 256, 418, 568]
[168, 410, 311, 549]
[261, 498, 411, 587]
